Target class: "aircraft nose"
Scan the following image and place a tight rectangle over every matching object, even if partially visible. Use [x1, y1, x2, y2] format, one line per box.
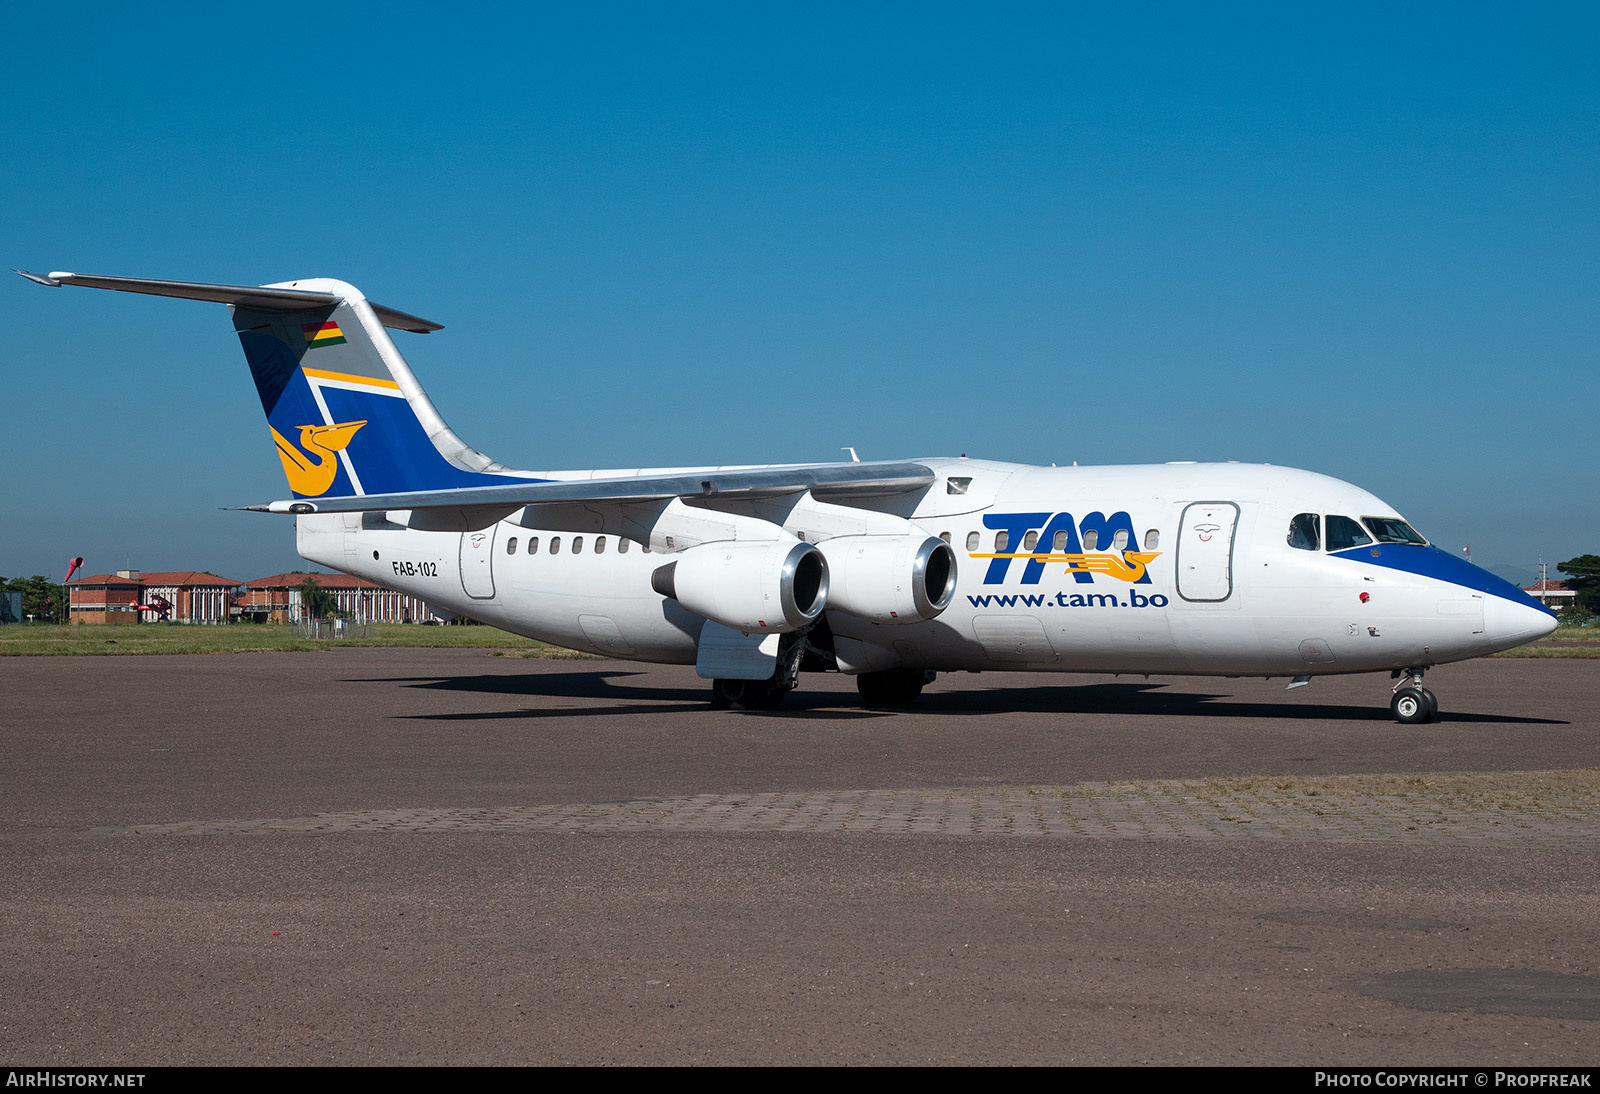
[1483, 594, 1558, 650]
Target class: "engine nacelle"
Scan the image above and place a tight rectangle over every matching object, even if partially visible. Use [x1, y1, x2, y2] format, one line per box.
[818, 534, 957, 624]
[652, 538, 829, 634]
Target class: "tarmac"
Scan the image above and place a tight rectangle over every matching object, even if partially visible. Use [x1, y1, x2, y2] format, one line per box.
[2, 651, 1596, 1065]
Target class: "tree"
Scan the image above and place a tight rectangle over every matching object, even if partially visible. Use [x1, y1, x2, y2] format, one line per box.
[1556, 555, 1600, 619]
[299, 576, 339, 620]
[2, 575, 67, 622]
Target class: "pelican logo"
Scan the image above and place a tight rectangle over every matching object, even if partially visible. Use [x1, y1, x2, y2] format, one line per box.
[976, 511, 1161, 585]
[272, 420, 367, 496]
[971, 547, 1161, 583]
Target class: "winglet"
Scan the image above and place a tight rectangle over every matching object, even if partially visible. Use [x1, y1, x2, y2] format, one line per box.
[14, 269, 61, 287]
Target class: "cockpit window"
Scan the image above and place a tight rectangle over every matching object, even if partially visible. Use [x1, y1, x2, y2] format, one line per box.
[1362, 517, 1427, 546]
[1287, 513, 1320, 551]
[1324, 515, 1373, 552]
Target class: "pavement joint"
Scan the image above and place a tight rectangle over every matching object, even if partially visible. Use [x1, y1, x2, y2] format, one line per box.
[83, 772, 1600, 847]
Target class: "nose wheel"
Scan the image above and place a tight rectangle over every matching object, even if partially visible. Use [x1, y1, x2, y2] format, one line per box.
[1390, 669, 1438, 724]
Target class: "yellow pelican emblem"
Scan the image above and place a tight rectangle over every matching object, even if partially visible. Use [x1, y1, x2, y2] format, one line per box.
[969, 550, 1162, 583]
[271, 421, 367, 496]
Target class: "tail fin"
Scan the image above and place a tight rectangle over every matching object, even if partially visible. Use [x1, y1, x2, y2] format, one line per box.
[234, 278, 521, 499]
[19, 271, 525, 499]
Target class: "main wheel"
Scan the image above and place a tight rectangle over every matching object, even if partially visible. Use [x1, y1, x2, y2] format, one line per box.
[1420, 687, 1438, 721]
[1391, 686, 1434, 724]
[856, 669, 928, 707]
[711, 677, 786, 711]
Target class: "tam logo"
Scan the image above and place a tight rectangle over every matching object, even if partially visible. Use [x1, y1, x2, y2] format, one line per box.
[974, 511, 1160, 585]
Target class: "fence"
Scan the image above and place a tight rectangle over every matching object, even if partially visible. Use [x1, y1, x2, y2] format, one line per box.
[290, 618, 378, 640]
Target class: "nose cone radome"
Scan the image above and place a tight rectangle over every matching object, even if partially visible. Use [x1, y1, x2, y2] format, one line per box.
[1483, 594, 1559, 651]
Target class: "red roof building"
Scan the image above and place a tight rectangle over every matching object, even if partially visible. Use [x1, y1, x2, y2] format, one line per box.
[66, 572, 144, 625]
[240, 572, 440, 624]
[1523, 577, 1575, 611]
[69, 569, 243, 624]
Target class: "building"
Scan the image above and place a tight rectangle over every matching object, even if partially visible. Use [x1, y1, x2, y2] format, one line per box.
[240, 572, 440, 624]
[137, 571, 245, 623]
[67, 571, 148, 624]
[68, 569, 244, 624]
[1523, 577, 1576, 612]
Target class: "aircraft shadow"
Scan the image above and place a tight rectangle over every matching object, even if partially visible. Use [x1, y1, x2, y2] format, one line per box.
[361, 672, 1565, 726]
[369, 671, 888, 722]
[909, 683, 1566, 724]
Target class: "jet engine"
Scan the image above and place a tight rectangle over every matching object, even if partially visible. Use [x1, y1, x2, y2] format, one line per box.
[818, 534, 957, 624]
[652, 538, 829, 634]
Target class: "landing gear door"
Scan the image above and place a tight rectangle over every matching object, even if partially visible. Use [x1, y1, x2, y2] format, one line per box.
[1176, 501, 1239, 603]
[459, 527, 497, 599]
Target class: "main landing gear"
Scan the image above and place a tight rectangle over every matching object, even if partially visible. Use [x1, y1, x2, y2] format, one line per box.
[709, 676, 786, 710]
[856, 668, 936, 707]
[709, 630, 809, 711]
[709, 629, 941, 711]
[1390, 667, 1438, 724]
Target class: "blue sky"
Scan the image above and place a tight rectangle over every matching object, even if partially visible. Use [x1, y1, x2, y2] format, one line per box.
[5, 2, 1596, 586]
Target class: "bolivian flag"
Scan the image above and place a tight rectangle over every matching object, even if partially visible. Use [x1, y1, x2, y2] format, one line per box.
[302, 321, 348, 348]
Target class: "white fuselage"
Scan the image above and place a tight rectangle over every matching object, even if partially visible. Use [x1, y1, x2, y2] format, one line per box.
[299, 458, 1554, 679]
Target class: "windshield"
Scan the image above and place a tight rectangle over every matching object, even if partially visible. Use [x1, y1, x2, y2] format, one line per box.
[1362, 516, 1428, 546]
[1324, 515, 1373, 552]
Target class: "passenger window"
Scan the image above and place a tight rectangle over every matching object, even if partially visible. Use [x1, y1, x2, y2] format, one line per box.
[1111, 529, 1129, 551]
[1054, 529, 1070, 552]
[618, 538, 629, 554]
[1287, 513, 1320, 551]
[1363, 517, 1427, 545]
[1022, 530, 1038, 552]
[1082, 529, 1099, 550]
[1144, 529, 1159, 551]
[642, 541, 652, 553]
[595, 536, 607, 554]
[994, 531, 1009, 553]
[506, 537, 518, 555]
[550, 536, 561, 555]
[528, 536, 539, 554]
[573, 536, 584, 554]
[966, 532, 979, 552]
[1324, 515, 1372, 552]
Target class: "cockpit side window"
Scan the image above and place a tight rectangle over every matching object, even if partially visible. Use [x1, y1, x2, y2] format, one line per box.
[1287, 513, 1320, 551]
[1362, 516, 1428, 546]
[1324, 515, 1373, 552]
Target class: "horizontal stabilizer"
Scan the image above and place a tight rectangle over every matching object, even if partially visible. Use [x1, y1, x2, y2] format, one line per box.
[15, 270, 442, 333]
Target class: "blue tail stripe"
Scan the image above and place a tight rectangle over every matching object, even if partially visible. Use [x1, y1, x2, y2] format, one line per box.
[318, 385, 525, 494]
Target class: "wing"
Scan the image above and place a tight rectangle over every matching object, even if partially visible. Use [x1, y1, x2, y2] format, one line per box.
[240, 460, 938, 513]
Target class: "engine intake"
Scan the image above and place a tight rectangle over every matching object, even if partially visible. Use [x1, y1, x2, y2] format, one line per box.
[652, 538, 828, 634]
[818, 534, 957, 624]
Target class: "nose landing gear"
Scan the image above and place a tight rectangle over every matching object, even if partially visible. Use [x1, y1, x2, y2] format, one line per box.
[1390, 668, 1438, 724]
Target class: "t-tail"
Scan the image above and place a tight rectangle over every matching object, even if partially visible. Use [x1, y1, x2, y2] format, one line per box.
[15, 270, 528, 500]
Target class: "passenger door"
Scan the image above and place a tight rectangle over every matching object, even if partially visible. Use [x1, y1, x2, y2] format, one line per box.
[459, 527, 497, 599]
[1175, 501, 1239, 603]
